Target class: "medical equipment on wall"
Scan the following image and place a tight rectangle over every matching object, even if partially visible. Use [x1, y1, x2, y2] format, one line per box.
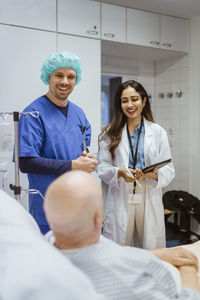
[0, 111, 39, 200]
[158, 89, 183, 99]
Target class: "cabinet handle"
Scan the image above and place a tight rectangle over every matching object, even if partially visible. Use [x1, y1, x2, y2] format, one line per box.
[150, 41, 160, 46]
[103, 33, 115, 38]
[86, 30, 98, 35]
[162, 43, 172, 48]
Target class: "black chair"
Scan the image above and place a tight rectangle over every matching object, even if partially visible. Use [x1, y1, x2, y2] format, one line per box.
[163, 190, 200, 244]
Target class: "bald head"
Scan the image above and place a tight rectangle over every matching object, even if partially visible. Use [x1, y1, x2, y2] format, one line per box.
[44, 171, 103, 241]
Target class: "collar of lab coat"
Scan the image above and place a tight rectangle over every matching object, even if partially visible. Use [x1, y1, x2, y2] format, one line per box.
[120, 117, 154, 155]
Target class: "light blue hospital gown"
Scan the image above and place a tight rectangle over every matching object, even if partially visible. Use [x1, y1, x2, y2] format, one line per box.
[46, 233, 200, 300]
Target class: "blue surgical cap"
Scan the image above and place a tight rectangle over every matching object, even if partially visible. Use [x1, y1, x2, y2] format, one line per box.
[40, 51, 82, 85]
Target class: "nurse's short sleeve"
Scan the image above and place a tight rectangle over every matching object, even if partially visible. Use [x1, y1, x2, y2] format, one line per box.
[19, 113, 44, 157]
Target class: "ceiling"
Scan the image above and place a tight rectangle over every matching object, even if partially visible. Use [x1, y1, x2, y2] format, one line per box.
[96, 0, 200, 19]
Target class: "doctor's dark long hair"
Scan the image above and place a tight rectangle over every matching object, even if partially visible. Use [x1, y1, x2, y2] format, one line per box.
[99, 80, 155, 161]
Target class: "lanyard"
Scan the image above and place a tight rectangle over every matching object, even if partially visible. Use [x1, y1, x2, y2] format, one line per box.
[126, 118, 143, 194]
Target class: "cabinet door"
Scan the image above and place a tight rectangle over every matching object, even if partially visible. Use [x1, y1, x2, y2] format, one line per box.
[58, 0, 100, 39]
[160, 15, 189, 52]
[0, 0, 56, 31]
[101, 3, 126, 43]
[0, 25, 56, 112]
[127, 8, 160, 48]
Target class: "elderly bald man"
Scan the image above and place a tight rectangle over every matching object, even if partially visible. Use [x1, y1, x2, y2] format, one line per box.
[44, 170, 200, 300]
[18, 51, 98, 234]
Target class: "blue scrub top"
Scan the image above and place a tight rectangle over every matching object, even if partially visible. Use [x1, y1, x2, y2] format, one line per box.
[19, 96, 91, 225]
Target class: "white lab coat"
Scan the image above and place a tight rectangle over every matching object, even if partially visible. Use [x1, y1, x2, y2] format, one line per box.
[97, 118, 175, 250]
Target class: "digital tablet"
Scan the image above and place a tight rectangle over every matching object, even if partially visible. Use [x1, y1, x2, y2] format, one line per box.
[142, 158, 172, 173]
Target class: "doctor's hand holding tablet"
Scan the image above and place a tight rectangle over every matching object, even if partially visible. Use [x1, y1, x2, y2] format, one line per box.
[118, 166, 158, 183]
[119, 158, 172, 182]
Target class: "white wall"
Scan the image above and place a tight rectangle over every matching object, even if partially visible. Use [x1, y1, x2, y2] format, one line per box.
[155, 55, 190, 192]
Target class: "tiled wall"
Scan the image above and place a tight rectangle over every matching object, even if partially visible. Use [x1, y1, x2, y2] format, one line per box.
[102, 54, 156, 112]
[102, 53, 190, 193]
[155, 55, 190, 192]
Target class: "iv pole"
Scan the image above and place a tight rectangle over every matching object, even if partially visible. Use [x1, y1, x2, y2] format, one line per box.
[10, 112, 20, 200]
[0, 111, 39, 200]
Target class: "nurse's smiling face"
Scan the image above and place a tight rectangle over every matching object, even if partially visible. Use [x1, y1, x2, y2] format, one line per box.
[47, 67, 77, 106]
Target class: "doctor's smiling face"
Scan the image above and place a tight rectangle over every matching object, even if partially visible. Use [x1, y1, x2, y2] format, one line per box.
[121, 86, 146, 123]
[47, 67, 77, 106]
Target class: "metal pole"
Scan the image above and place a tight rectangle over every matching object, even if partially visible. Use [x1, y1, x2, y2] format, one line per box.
[13, 111, 20, 200]
[0, 110, 39, 200]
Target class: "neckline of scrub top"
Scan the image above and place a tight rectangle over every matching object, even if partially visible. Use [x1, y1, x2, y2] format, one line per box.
[42, 96, 79, 132]
[43, 94, 69, 119]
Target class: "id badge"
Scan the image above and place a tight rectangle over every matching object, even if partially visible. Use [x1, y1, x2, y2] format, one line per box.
[128, 193, 143, 204]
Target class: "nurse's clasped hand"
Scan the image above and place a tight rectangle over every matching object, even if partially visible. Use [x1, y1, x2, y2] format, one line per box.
[118, 167, 158, 183]
[71, 151, 98, 173]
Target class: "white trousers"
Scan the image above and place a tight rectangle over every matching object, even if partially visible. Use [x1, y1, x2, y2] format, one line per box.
[125, 180, 146, 247]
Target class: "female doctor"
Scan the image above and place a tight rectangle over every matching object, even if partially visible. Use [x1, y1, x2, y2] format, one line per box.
[97, 80, 175, 250]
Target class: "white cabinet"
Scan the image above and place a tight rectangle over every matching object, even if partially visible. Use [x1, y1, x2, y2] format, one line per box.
[127, 8, 189, 52]
[0, 0, 56, 31]
[127, 9, 160, 47]
[101, 3, 126, 43]
[0, 25, 56, 112]
[58, 0, 100, 39]
[160, 15, 189, 52]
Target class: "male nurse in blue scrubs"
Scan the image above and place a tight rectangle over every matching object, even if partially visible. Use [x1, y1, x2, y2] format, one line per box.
[19, 51, 98, 234]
